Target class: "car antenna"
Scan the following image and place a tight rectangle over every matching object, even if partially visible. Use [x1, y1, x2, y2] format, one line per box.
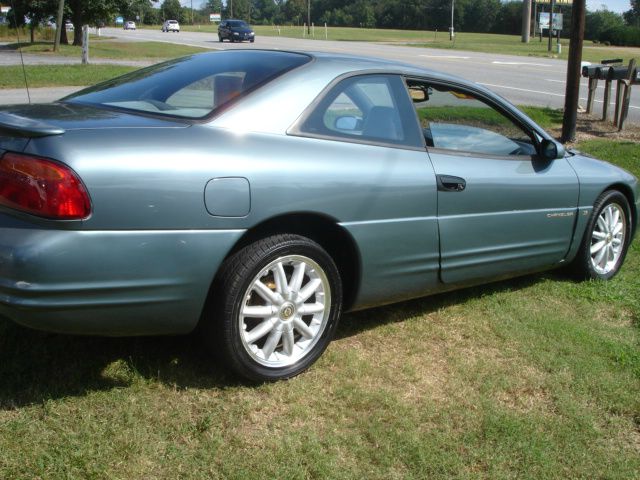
[10, 0, 31, 104]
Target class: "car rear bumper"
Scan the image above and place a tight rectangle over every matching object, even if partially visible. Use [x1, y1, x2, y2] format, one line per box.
[0, 216, 243, 336]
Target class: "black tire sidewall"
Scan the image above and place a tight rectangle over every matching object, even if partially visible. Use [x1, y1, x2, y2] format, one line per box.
[578, 190, 632, 280]
[216, 235, 343, 382]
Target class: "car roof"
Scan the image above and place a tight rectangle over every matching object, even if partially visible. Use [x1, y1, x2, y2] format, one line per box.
[211, 50, 541, 138]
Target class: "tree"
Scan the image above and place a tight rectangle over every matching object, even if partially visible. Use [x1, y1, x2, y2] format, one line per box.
[205, 0, 223, 14]
[118, 0, 158, 23]
[586, 9, 625, 40]
[160, 0, 182, 21]
[67, 0, 121, 45]
[462, 0, 501, 33]
[624, 0, 640, 26]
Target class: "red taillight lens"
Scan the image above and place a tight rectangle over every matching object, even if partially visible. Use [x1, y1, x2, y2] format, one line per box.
[0, 152, 91, 220]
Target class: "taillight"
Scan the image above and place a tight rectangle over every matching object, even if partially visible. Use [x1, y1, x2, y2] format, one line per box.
[0, 152, 91, 220]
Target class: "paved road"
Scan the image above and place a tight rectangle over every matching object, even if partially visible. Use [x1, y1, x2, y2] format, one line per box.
[101, 27, 640, 122]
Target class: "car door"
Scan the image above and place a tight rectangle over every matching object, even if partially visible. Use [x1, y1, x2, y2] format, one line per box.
[290, 74, 441, 307]
[405, 79, 580, 284]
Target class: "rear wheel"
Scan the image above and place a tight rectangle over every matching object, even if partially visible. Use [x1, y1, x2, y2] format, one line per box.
[573, 190, 632, 280]
[204, 234, 343, 382]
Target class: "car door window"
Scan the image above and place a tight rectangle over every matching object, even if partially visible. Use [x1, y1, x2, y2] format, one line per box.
[297, 75, 422, 148]
[406, 80, 536, 156]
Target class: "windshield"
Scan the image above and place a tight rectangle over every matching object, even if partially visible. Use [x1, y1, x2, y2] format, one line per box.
[228, 20, 248, 27]
[64, 51, 310, 119]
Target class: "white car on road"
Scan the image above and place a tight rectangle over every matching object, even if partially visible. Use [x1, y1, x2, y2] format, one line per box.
[162, 20, 180, 33]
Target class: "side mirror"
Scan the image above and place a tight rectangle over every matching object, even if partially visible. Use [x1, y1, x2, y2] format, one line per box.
[539, 139, 565, 160]
[334, 115, 360, 131]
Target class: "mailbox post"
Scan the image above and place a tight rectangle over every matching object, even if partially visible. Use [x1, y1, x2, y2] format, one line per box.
[581, 58, 636, 130]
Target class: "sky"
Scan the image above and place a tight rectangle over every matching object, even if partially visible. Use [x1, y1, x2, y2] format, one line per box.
[586, 0, 631, 13]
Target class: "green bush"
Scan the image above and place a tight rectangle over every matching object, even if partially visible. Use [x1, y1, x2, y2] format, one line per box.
[599, 25, 640, 47]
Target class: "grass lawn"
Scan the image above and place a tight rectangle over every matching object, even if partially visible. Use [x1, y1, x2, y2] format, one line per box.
[0, 65, 136, 88]
[0, 109, 639, 478]
[1, 39, 209, 60]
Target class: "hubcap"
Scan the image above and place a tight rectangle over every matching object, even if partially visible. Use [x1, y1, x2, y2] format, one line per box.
[590, 203, 626, 275]
[239, 255, 331, 368]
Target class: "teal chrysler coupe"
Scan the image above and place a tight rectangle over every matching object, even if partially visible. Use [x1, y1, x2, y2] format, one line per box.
[0, 50, 637, 381]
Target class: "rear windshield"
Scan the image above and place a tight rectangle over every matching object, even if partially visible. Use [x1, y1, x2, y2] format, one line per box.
[64, 51, 310, 119]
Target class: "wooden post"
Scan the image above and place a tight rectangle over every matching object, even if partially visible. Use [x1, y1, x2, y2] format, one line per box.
[586, 77, 598, 114]
[618, 58, 637, 131]
[81, 25, 89, 64]
[613, 80, 624, 127]
[522, 0, 532, 43]
[53, 0, 65, 52]
[548, 0, 555, 53]
[561, 0, 586, 143]
[602, 79, 612, 121]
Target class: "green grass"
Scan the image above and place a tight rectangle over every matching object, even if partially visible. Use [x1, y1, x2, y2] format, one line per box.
[0, 65, 136, 88]
[2, 40, 208, 60]
[0, 108, 639, 478]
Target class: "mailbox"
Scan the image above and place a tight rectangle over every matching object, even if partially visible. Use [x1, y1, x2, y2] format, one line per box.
[608, 66, 636, 81]
[582, 64, 601, 77]
[595, 66, 612, 80]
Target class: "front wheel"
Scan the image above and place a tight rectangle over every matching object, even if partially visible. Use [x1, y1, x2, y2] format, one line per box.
[204, 234, 343, 382]
[573, 190, 632, 280]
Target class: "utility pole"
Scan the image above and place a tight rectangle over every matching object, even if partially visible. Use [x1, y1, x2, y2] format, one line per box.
[561, 0, 586, 142]
[307, 0, 311, 35]
[449, 0, 455, 40]
[547, 0, 555, 52]
[53, 0, 64, 52]
[191, 0, 193, 24]
[521, 0, 531, 43]
[230, 0, 233, 18]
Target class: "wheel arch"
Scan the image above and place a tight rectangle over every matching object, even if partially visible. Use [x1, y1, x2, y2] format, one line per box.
[223, 212, 362, 310]
[604, 183, 637, 239]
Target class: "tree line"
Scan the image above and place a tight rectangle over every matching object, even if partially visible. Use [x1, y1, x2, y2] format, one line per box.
[6, 0, 640, 47]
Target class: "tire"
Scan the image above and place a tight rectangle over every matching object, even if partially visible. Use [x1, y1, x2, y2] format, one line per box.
[573, 190, 632, 280]
[250, 38, 255, 43]
[218, 35, 223, 42]
[203, 234, 343, 382]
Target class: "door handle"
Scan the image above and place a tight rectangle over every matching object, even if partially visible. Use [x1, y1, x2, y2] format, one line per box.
[437, 175, 466, 192]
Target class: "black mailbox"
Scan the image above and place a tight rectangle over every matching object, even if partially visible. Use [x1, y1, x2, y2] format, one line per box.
[595, 66, 612, 80]
[608, 66, 635, 81]
[582, 64, 601, 77]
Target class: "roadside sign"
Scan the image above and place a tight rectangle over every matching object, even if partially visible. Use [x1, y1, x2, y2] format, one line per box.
[539, 12, 563, 31]
[210, 13, 221, 22]
[115, 16, 123, 25]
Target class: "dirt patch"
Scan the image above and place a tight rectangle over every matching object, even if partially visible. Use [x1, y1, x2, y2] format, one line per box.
[547, 113, 640, 145]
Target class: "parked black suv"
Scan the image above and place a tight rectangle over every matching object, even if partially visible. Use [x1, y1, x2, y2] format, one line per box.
[218, 19, 255, 43]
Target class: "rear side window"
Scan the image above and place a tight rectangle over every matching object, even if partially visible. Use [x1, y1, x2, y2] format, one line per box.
[297, 74, 422, 149]
[64, 51, 310, 119]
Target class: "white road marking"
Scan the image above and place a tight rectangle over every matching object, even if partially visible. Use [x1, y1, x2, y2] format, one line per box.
[546, 78, 603, 89]
[492, 61, 552, 67]
[419, 54, 470, 59]
[479, 82, 564, 97]
[480, 82, 639, 109]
